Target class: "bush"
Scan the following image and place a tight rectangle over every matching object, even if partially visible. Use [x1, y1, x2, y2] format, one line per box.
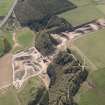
[54, 51, 73, 65]
[35, 32, 57, 56]
[0, 36, 11, 57]
[48, 50, 88, 105]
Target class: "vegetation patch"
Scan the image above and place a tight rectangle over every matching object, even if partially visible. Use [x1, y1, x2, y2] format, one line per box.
[17, 28, 34, 47]
[74, 28, 105, 105]
[0, 87, 18, 105]
[77, 68, 105, 105]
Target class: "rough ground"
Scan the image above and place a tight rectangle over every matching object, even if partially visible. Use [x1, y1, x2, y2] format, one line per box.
[0, 53, 12, 88]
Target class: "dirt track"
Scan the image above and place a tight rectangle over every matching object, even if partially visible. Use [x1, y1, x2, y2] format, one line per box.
[0, 53, 13, 88]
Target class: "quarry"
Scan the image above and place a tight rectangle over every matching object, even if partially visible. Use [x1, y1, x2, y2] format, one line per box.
[1, 0, 105, 105]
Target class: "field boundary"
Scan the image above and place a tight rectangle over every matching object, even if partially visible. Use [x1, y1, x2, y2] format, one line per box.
[0, 84, 12, 90]
[0, 0, 18, 28]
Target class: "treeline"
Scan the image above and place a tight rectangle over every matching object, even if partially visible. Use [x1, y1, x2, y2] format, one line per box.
[47, 50, 88, 105]
[0, 36, 11, 57]
[28, 87, 48, 105]
[35, 31, 59, 56]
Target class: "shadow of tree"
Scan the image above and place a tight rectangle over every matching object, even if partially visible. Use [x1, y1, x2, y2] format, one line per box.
[14, 0, 77, 31]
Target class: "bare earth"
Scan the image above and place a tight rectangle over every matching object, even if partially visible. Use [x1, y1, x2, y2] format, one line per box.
[0, 53, 13, 88]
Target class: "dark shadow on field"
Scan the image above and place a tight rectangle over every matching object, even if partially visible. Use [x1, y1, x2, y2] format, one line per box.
[28, 15, 74, 33]
[14, 0, 77, 31]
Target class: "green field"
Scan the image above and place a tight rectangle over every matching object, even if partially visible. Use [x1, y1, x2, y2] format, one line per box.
[77, 68, 105, 105]
[59, 2, 105, 105]
[0, 77, 43, 105]
[17, 77, 42, 105]
[13, 28, 35, 53]
[58, 0, 105, 27]
[0, 29, 35, 56]
[74, 28, 105, 105]
[58, 5, 104, 27]
[0, 0, 14, 16]
[17, 29, 34, 47]
[74, 29, 105, 69]
[69, 0, 94, 6]
[96, 4, 105, 15]
[0, 87, 18, 105]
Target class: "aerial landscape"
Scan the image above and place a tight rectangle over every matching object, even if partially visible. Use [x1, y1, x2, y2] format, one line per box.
[0, 0, 105, 105]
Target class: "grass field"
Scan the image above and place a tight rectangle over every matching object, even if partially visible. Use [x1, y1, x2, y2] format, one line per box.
[69, 0, 94, 6]
[0, 0, 14, 16]
[17, 77, 42, 105]
[17, 29, 34, 47]
[13, 28, 35, 53]
[0, 77, 43, 105]
[61, 1, 105, 104]
[74, 28, 105, 105]
[96, 4, 105, 15]
[76, 68, 105, 105]
[0, 87, 18, 105]
[0, 37, 4, 56]
[74, 29, 105, 69]
[58, 5, 104, 27]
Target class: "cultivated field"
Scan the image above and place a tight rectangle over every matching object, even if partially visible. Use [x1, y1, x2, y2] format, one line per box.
[58, 0, 105, 27]
[74, 28, 105, 105]
[74, 29, 105, 69]
[0, 37, 4, 56]
[0, 0, 14, 16]
[76, 68, 105, 105]
[97, 4, 105, 15]
[58, 5, 104, 27]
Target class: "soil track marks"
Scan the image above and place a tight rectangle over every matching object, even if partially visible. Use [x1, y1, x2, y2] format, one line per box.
[0, 53, 12, 88]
